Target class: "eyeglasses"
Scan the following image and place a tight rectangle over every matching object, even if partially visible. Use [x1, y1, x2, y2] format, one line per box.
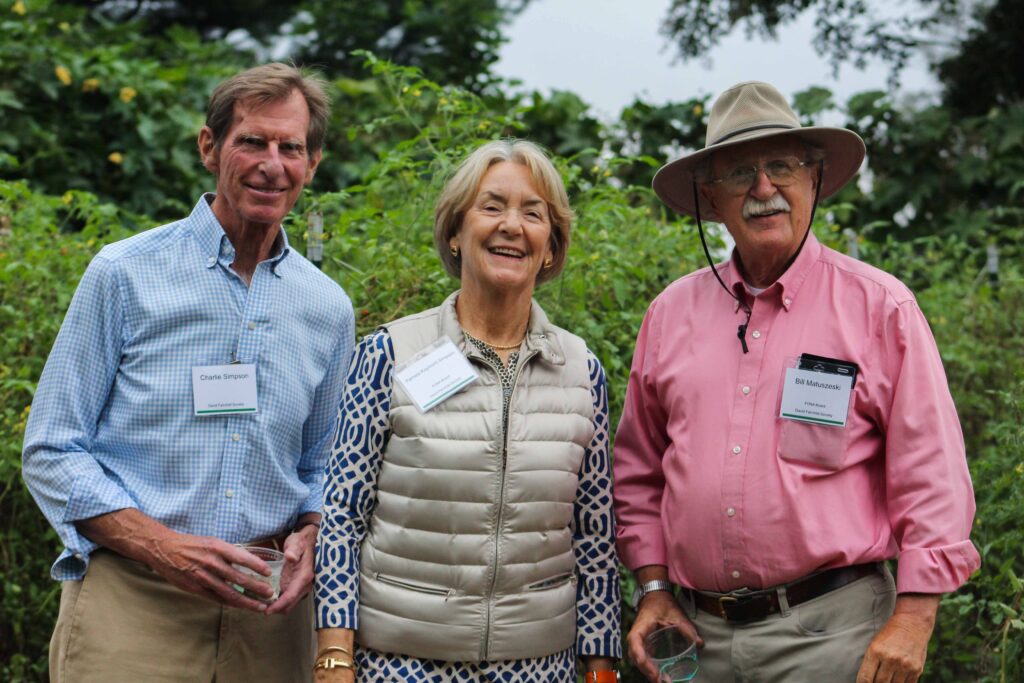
[706, 156, 816, 195]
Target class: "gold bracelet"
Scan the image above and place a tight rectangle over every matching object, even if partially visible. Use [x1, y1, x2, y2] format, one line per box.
[313, 657, 355, 672]
[316, 645, 352, 659]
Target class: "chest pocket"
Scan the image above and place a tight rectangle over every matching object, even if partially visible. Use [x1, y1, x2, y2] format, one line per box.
[777, 418, 850, 471]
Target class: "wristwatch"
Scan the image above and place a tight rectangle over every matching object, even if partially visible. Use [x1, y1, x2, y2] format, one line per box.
[584, 671, 619, 683]
[632, 579, 673, 607]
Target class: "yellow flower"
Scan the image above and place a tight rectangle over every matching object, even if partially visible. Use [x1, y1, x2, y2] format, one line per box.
[58, 21, 70, 31]
[412, 89, 421, 97]
[12, 1, 27, 15]
[119, 86, 137, 103]
[692, 104, 703, 117]
[82, 78, 100, 93]
[603, 169, 612, 178]
[478, 122, 488, 130]
[591, 165, 600, 174]
[55, 65, 72, 86]
[402, 86, 409, 93]
[1016, 463, 1024, 476]
[87, 238, 95, 248]
[108, 151, 124, 164]
[62, 191, 74, 205]
[439, 97, 448, 106]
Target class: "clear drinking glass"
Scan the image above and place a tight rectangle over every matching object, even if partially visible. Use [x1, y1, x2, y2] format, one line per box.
[644, 625, 699, 682]
[234, 546, 284, 601]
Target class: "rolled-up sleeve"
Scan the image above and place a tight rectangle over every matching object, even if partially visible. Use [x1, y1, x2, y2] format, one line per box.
[572, 352, 622, 658]
[881, 299, 980, 593]
[613, 298, 671, 571]
[22, 254, 139, 580]
[315, 330, 393, 630]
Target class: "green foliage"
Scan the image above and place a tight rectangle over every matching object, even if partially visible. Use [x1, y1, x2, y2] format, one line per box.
[291, 0, 533, 91]
[0, 181, 144, 682]
[0, 0, 245, 219]
[1, 6, 1022, 681]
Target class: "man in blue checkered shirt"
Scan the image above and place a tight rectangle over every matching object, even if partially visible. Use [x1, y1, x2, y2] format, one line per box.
[22, 63, 355, 682]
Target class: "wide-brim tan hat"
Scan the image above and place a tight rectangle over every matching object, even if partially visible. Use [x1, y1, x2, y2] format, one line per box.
[652, 81, 866, 222]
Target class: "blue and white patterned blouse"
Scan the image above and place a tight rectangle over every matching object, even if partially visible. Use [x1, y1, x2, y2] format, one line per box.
[23, 195, 355, 581]
[315, 329, 622, 680]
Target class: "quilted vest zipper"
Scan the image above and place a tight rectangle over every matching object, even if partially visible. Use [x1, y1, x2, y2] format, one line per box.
[478, 346, 538, 661]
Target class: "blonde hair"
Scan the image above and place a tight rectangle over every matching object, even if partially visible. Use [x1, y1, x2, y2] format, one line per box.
[434, 140, 573, 285]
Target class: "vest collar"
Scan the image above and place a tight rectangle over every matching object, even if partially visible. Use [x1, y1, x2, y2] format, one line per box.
[438, 290, 566, 366]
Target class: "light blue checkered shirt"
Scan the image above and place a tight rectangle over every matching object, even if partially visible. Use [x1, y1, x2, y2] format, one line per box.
[23, 195, 355, 581]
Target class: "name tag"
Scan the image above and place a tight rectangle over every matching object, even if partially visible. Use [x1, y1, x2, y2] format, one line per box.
[192, 364, 258, 416]
[779, 367, 853, 427]
[395, 337, 478, 413]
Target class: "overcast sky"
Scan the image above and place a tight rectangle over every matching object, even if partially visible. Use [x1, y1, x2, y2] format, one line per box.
[494, 0, 938, 121]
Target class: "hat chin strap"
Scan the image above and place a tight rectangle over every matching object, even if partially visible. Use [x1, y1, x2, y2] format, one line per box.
[691, 159, 824, 354]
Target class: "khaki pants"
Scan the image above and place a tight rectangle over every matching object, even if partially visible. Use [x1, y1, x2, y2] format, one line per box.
[681, 566, 897, 683]
[49, 550, 314, 683]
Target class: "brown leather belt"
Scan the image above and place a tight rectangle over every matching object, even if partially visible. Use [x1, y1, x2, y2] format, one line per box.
[244, 532, 291, 551]
[685, 563, 880, 624]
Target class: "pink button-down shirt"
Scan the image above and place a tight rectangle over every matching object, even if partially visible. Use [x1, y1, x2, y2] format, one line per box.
[614, 233, 980, 594]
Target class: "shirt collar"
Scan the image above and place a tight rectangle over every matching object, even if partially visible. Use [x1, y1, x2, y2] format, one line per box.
[723, 229, 822, 312]
[437, 290, 566, 366]
[191, 193, 293, 277]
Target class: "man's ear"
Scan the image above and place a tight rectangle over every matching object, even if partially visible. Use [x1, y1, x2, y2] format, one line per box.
[197, 126, 219, 174]
[304, 148, 323, 185]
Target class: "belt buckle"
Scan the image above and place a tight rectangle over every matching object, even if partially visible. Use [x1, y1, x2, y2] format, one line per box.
[718, 590, 764, 624]
[717, 594, 739, 619]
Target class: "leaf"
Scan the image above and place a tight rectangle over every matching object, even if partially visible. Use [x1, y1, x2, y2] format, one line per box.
[0, 89, 23, 110]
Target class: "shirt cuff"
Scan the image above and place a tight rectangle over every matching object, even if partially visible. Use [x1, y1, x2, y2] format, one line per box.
[62, 470, 138, 525]
[299, 485, 324, 518]
[50, 537, 101, 581]
[895, 541, 981, 593]
[576, 569, 623, 658]
[616, 524, 668, 571]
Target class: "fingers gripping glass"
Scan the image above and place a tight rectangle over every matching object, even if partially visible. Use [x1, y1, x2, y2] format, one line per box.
[707, 156, 815, 195]
[645, 626, 699, 682]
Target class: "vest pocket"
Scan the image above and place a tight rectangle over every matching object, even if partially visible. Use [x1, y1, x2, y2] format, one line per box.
[373, 572, 456, 600]
[525, 572, 577, 592]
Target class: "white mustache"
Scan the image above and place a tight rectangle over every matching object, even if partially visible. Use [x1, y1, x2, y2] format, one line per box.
[743, 194, 791, 219]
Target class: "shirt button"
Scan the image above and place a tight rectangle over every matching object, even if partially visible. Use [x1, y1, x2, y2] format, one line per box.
[225, 489, 234, 498]
[732, 445, 741, 455]
[231, 433, 241, 441]
[74, 553, 84, 560]
[207, 256, 216, 266]
[741, 386, 751, 395]
[784, 297, 792, 306]
[726, 507, 736, 517]
[751, 330, 762, 339]
[247, 322, 256, 330]
[732, 570, 741, 579]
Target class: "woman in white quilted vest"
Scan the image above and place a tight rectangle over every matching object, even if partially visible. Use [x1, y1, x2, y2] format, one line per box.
[313, 140, 621, 683]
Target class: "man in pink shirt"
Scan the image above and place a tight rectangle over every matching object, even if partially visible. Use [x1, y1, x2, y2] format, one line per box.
[614, 81, 980, 683]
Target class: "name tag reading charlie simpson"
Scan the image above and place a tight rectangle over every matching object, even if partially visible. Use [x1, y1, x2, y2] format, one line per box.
[779, 367, 853, 427]
[395, 337, 478, 412]
[192, 364, 258, 416]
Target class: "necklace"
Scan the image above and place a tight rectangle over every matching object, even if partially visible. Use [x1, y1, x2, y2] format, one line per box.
[463, 329, 525, 351]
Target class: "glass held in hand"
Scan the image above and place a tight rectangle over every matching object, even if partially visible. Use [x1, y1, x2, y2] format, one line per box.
[644, 625, 699, 682]
[232, 546, 284, 602]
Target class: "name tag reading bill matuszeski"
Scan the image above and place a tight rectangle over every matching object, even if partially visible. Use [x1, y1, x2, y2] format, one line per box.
[779, 367, 853, 427]
[395, 337, 479, 412]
